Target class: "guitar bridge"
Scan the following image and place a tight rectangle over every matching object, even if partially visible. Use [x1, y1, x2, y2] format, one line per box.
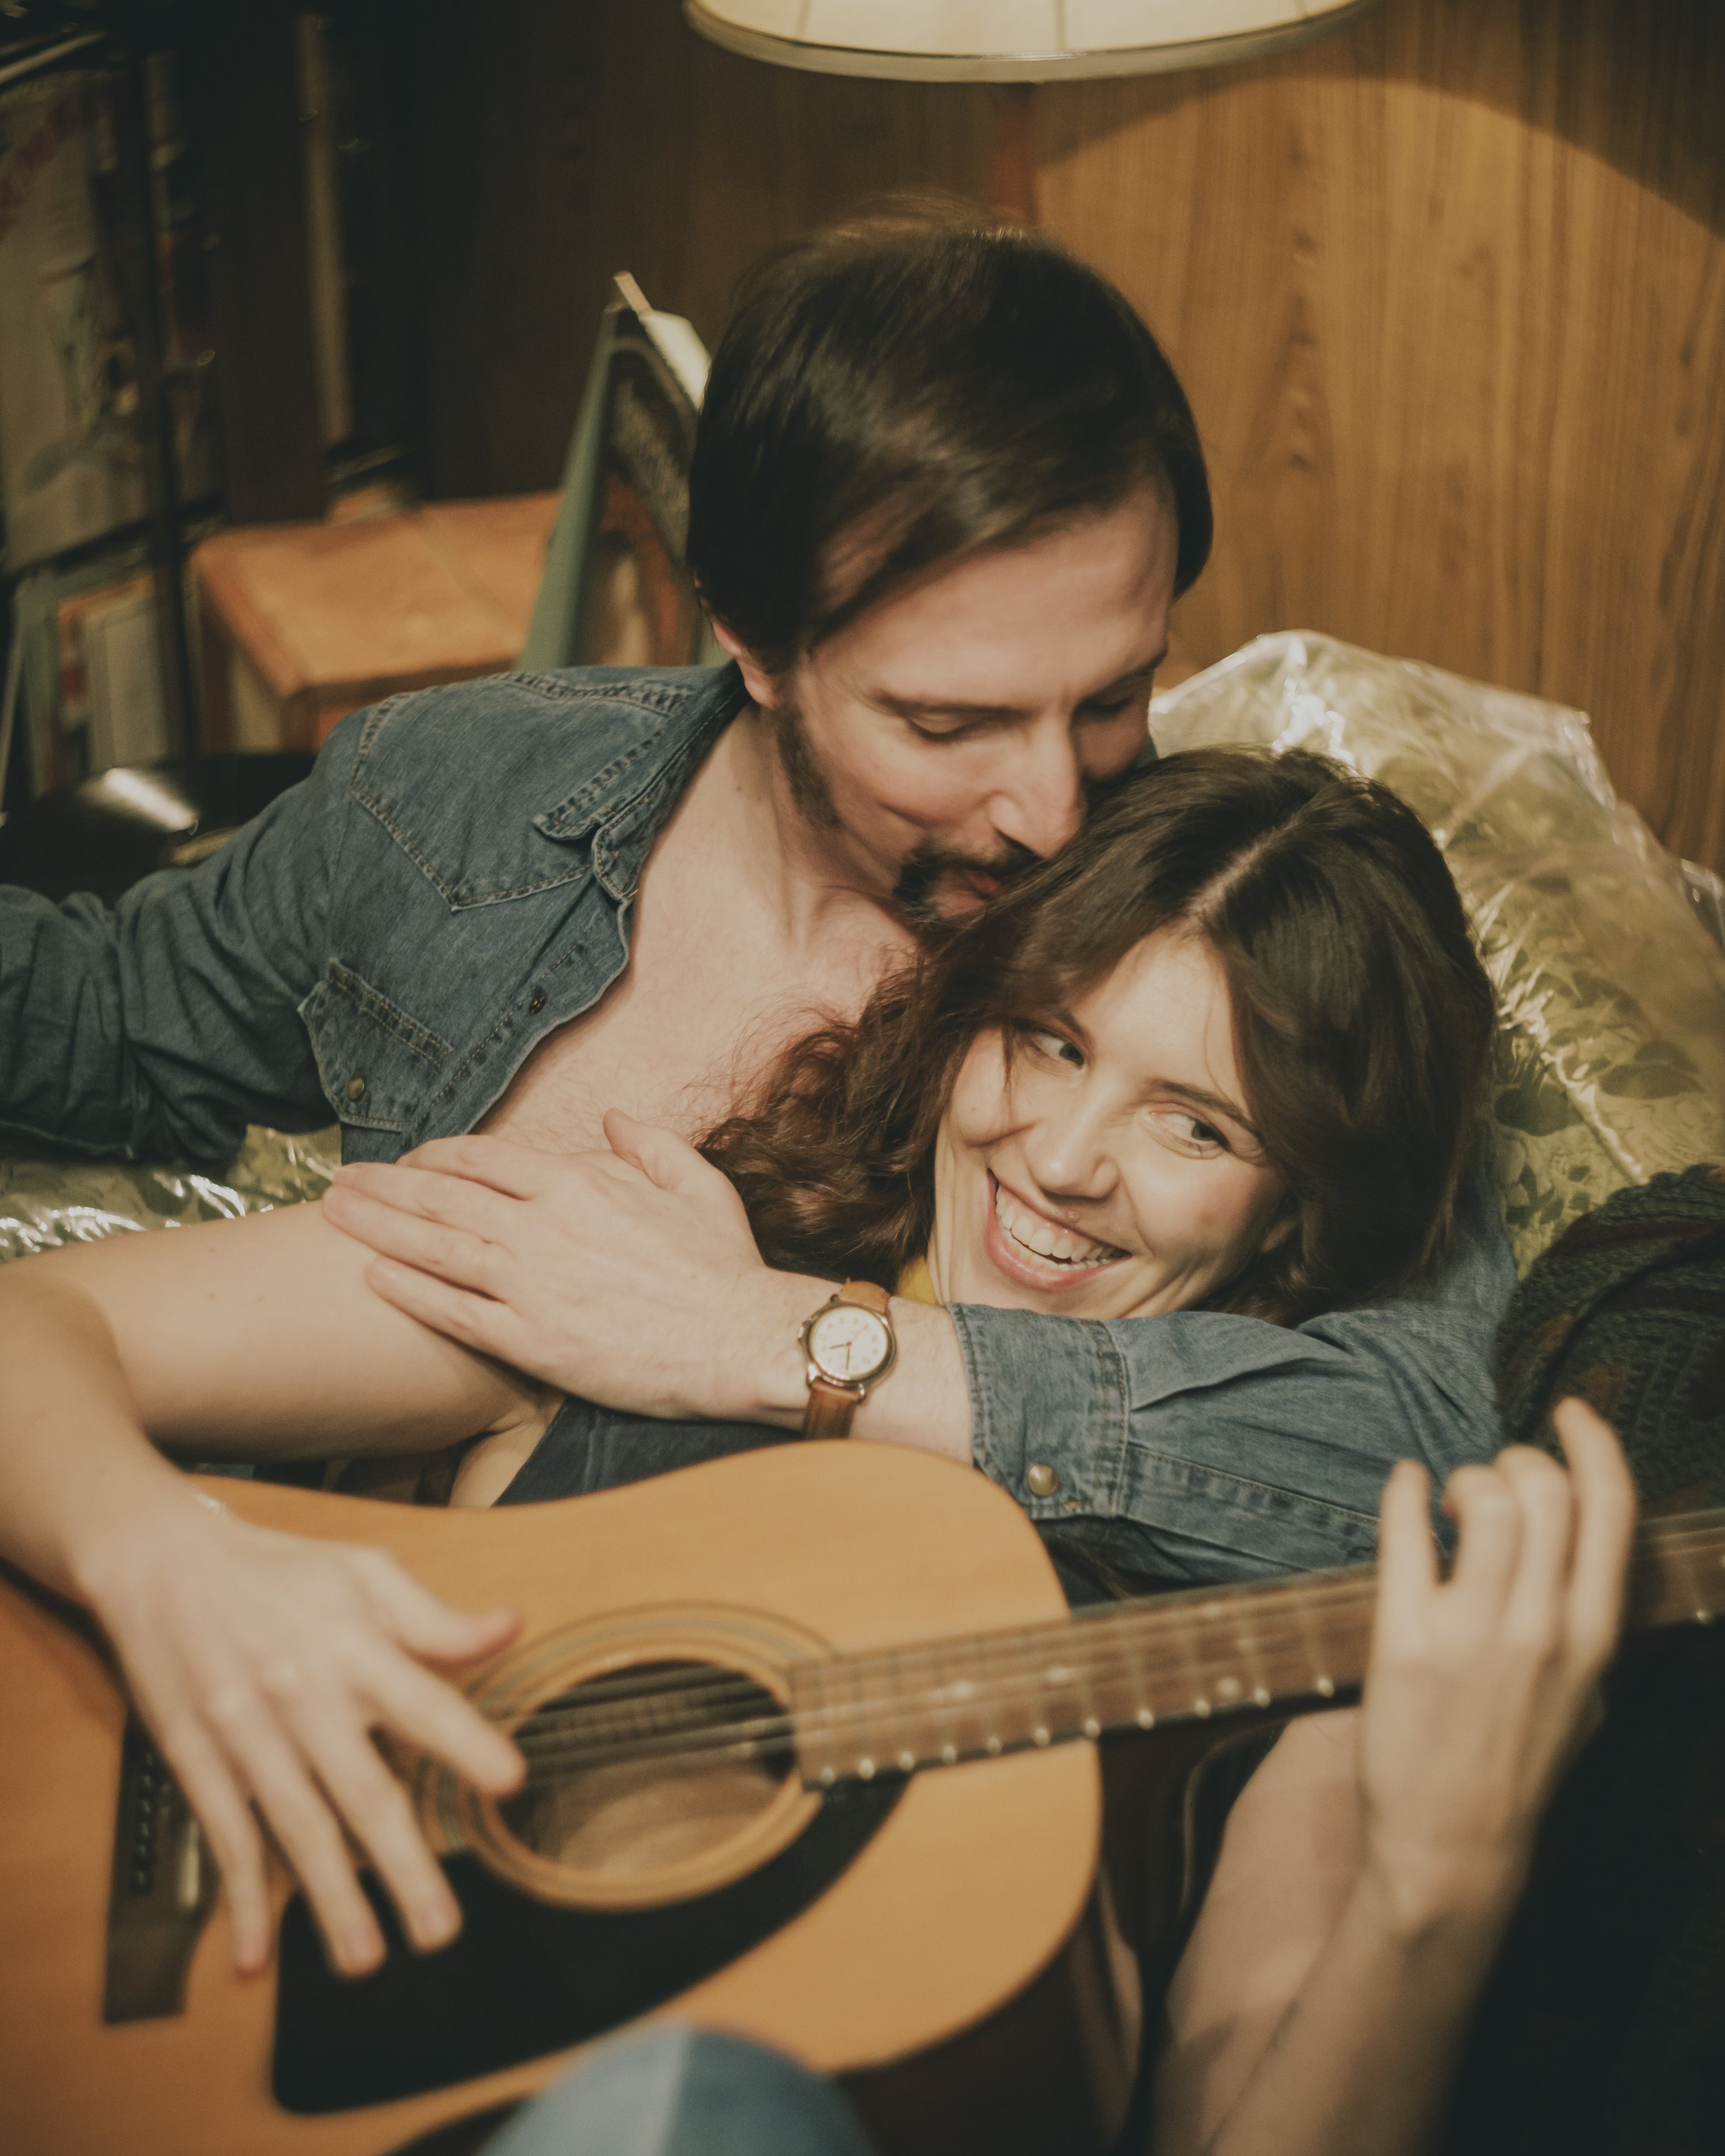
[103, 1719, 217, 2022]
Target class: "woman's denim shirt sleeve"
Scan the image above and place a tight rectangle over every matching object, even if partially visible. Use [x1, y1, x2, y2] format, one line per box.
[951, 1160, 1515, 1583]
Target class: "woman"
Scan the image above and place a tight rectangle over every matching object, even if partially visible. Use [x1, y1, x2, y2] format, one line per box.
[0, 749, 1623, 2152]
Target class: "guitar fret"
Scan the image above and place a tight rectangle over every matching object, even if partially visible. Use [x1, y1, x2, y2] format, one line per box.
[1231, 1603, 1272, 1709]
[1292, 1582, 1339, 1699]
[1183, 1606, 1216, 1718]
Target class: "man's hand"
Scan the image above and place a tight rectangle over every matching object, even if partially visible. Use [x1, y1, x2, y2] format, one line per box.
[322, 1117, 816, 1424]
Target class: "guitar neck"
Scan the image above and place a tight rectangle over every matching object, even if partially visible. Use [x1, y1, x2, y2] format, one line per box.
[791, 1507, 1725, 1790]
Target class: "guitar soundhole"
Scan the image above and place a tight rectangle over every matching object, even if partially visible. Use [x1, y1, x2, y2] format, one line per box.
[498, 1658, 792, 1877]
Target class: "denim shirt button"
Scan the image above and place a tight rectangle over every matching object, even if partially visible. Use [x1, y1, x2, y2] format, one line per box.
[346, 1074, 367, 1100]
[529, 987, 547, 1014]
[1025, 1462, 1059, 1497]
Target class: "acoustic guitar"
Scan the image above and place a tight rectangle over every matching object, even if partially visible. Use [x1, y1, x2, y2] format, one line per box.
[2, 1441, 1720, 2156]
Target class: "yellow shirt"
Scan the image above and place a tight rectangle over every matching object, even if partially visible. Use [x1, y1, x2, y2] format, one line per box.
[896, 1256, 940, 1307]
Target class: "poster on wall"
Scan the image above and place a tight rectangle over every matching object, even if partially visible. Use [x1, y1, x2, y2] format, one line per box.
[0, 72, 144, 570]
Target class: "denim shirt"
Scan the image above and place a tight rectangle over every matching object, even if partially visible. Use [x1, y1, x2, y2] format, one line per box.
[0, 662, 1515, 1580]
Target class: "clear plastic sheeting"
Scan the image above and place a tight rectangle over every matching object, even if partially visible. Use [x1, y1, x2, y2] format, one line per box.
[1151, 634, 1725, 1272]
[0, 1124, 340, 1264]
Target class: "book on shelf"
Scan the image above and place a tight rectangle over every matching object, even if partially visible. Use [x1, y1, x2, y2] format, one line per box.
[0, 72, 146, 571]
[55, 570, 168, 776]
[0, 55, 218, 577]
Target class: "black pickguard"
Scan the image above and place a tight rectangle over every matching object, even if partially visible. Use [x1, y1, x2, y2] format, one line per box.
[272, 1782, 900, 2114]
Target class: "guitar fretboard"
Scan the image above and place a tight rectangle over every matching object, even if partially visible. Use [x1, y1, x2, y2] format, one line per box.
[789, 1507, 1725, 1788]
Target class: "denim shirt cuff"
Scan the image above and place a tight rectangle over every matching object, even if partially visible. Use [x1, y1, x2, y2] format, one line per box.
[947, 1303, 1131, 1525]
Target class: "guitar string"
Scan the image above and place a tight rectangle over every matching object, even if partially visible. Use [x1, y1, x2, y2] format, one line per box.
[498, 1507, 1725, 1740]
[500, 1628, 1370, 1783]
[506, 1610, 1465, 1784]
[497, 1516, 1725, 1763]
[500, 1569, 1370, 1730]
[495, 1557, 1385, 1729]
[513, 1542, 1725, 1787]
[508, 1630, 1373, 1788]
[500, 1558, 1725, 1781]
[497, 1501, 1725, 1741]
[500, 1572, 1390, 1752]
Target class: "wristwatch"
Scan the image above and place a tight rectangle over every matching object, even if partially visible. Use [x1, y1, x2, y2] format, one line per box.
[799, 1280, 897, 1438]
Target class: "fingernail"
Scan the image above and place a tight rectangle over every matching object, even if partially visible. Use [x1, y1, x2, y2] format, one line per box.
[417, 1899, 460, 1949]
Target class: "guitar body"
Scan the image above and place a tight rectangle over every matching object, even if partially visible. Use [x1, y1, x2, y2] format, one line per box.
[0, 1443, 1139, 2156]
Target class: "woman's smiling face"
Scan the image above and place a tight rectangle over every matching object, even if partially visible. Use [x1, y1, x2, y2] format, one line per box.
[928, 929, 1290, 1319]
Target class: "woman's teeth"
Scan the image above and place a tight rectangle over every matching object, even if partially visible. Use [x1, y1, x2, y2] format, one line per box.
[994, 1181, 1124, 1268]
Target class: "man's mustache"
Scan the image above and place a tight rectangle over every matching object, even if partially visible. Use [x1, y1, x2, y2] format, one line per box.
[892, 838, 1042, 929]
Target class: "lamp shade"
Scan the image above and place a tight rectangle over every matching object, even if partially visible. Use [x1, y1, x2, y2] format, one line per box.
[684, 1, 1377, 82]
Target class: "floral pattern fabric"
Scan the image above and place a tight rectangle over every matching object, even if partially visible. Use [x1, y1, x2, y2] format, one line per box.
[1151, 633, 1725, 1273]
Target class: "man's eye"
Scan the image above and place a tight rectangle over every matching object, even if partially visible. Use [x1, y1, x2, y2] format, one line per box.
[907, 718, 979, 743]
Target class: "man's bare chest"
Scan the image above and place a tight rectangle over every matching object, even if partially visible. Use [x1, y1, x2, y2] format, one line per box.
[481, 863, 901, 1158]
[477, 720, 911, 1156]
[479, 947, 820, 1154]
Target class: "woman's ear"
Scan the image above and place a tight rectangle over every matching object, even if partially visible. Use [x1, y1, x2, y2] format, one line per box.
[1258, 1198, 1300, 1256]
[708, 616, 782, 710]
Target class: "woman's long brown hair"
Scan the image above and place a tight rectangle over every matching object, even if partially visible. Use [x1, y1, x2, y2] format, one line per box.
[702, 747, 1496, 1325]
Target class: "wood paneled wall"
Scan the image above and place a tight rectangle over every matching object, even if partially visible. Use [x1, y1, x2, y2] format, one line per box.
[408, 0, 1725, 869]
[1036, 1, 1725, 869]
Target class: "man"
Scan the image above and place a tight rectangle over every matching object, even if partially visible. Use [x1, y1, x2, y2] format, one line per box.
[0, 216, 1511, 1898]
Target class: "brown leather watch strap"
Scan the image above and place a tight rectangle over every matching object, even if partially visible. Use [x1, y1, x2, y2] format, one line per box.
[839, 1278, 890, 1315]
[803, 1376, 866, 1439]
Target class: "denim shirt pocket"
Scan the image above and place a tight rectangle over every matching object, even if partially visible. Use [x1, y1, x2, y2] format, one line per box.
[299, 960, 453, 1147]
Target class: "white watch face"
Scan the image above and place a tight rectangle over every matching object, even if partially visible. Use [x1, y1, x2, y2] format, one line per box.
[807, 1304, 892, 1386]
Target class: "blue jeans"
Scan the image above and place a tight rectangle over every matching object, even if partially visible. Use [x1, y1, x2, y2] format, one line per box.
[481, 2028, 875, 2156]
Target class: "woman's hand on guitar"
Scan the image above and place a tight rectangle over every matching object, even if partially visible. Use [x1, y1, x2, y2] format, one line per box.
[81, 1499, 523, 1978]
[1359, 1397, 1635, 1935]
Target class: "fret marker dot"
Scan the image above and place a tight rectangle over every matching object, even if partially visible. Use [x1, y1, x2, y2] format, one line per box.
[1136, 1707, 1155, 1729]
[1316, 1676, 1335, 1698]
[1082, 1717, 1101, 1739]
[1252, 1687, 1270, 1707]
[898, 1750, 916, 1772]
[1216, 1676, 1242, 1702]
[819, 1768, 835, 1786]
[1194, 1699, 1211, 1718]
[940, 1744, 958, 1764]
[857, 1757, 875, 1780]
[1032, 1726, 1050, 1747]
[985, 1735, 1003, 1755]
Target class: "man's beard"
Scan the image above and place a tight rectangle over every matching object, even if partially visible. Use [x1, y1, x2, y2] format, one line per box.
[770, 691, 844, 833]
[769, 694, 1041, 935]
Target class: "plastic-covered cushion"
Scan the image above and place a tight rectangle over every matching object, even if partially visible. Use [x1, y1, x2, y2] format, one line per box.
[0, 1124, 339, 1263]
[1150, 633, 1725, 1273]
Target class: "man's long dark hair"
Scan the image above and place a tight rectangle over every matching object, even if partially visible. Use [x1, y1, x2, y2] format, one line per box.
[702, 749, 1496, 1325]
[687, 206, 1212, 673]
